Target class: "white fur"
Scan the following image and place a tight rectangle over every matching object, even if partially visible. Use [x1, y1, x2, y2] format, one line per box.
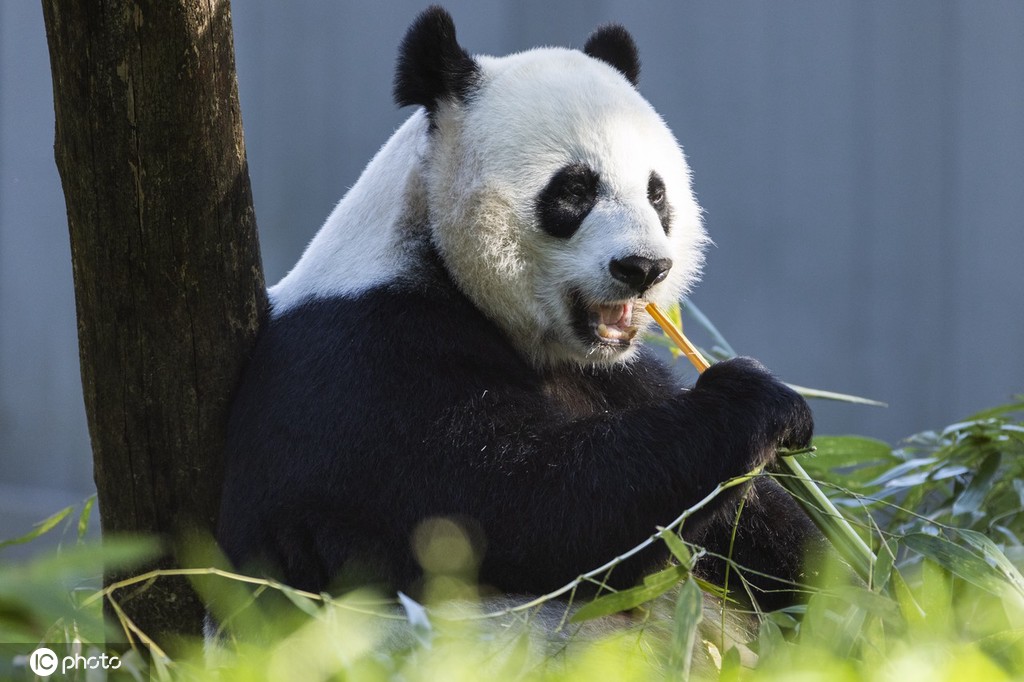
[269, 110, 430, 315]
[271, 46, 707, 367]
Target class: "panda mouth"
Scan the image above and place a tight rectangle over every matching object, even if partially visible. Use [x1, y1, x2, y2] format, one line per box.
[570, 294, 640, 346]
[593, 301, 638, 343]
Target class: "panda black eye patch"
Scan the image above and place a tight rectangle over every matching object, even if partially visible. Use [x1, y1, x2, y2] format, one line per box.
[648, 171, 672, 234]
[536, 163, 600, 239]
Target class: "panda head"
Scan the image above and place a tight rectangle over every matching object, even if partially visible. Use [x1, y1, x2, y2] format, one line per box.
[396, 7, 708, 368]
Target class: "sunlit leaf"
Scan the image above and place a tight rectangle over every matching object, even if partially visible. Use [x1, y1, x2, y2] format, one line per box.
[77, 496, 96, 542]
[811, 436, 894, 466]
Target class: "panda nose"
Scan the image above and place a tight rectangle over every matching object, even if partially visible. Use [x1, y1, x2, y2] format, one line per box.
[608, 256, 673, 293]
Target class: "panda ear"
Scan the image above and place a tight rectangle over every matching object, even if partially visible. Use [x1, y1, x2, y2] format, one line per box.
[394, 6, 479, 114]
[583, 24, 640, 86]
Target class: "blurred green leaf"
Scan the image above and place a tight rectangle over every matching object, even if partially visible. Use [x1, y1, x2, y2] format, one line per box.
[967, 400, 1024, 421]
[667, 577, 703, 680]
[872, 542, 895, 592]
[903, 533, 1011, 596]
[0, 506, 73, 550]
[77, 495, 96, 542]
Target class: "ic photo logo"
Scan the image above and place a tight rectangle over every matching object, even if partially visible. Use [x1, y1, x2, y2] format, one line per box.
[27, 646, 122, 677]
[28, 647, 58, 676]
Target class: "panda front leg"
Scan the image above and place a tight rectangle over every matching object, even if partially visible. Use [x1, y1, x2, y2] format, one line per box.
[682, 358, 827, 611]
[469, 357, 815, 596]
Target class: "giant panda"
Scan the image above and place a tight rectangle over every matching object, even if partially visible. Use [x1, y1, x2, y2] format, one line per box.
[216, 6, 823, 615]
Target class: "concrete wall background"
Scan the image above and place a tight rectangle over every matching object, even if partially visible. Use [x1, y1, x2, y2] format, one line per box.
[2, 1, 1022, 545]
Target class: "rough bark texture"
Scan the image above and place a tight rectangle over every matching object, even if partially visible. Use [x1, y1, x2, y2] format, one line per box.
[41, 0, 266, 641]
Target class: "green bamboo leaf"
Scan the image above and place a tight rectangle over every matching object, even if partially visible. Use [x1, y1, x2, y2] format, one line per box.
[77, 496, 96, 542]
[667, 577, 703, 680]
[872, 542, 895, 592]
[957, 529, 1024, 598]
[757, 618, 786, 661]
[0, 506, 73, 550]
[903, 533, 1011, 596]
[953, 452, 1002, 516]
[571, 565, 687, 622]
[808, 436, 894, 468]
[967, 399, 1024, 421]
[278, 584, 322, 617]
[693, 577, 730, 601]
[865, 457, 937, 487]
[658, 528, 692, 566]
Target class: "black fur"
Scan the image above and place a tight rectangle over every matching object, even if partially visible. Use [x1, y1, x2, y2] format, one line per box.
[217, 255, 819, 606]
[648, 171, 672, 234]
[393, 6, 479, 115]
[583, 24, 641, 86]
[536, 163, 600, 239]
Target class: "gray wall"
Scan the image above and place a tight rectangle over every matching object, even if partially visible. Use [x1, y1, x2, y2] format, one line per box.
[2, 2, 1022, 545]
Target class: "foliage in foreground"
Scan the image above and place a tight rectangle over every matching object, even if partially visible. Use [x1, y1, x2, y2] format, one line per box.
[2, 306, 1023, 680]
[3, 397, 1022, 681]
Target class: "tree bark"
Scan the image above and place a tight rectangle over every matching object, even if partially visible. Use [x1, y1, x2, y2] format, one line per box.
[41, 0, 266, 641]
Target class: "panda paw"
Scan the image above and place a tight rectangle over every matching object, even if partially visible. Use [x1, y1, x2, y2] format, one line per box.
[694, 356, 814, 458]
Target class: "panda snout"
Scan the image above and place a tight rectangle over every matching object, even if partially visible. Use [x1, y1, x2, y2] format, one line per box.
[608, 255, 673, 294]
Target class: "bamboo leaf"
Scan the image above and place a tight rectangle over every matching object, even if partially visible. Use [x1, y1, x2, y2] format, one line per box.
[77, 496, 96, 542]
[398, 591, 432, 646]
[872, 542, 895, 592]
[571, 565, 687, 622]
[966, 399, 1024, 421]
[865, 457, 938, 487]
[658, 528, 692, 566]
[667, 577, 703, 680]
[903, 533, 1011, 596]
[812, 436, 893, 463]
[953, 452, 1002, 516]
[0, 506, 73, 550]
[957, 529, 1024, 598]
[279, 584, 322, 617]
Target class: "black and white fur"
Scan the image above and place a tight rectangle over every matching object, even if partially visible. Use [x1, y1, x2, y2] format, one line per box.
[216, 7, 822, 614]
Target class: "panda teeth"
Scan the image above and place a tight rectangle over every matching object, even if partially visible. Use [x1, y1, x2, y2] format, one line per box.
[596, 323, 639, 341]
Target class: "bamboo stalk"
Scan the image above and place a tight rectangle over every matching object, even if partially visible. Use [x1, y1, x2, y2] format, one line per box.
[643, 301, 876, 582]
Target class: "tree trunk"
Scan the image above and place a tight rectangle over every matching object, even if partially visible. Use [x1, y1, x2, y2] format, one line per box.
[41, 0, 266, 642]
